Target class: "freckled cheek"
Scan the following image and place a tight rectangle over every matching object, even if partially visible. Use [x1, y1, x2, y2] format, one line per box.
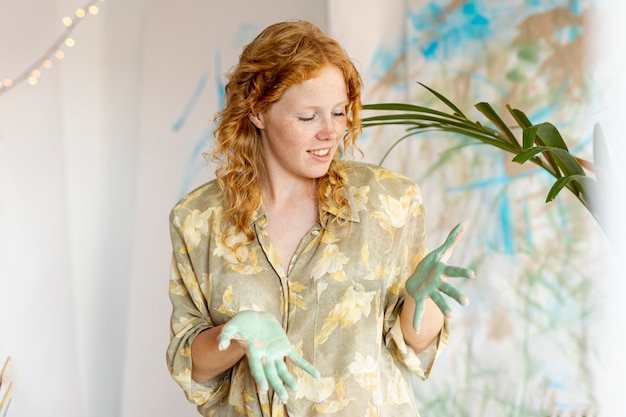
[332, 121, 347, 138]
[284, 124, 316, 142]
[271, 124, 302, 143]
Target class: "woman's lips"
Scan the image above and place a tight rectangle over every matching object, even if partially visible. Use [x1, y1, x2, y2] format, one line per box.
[309, 148, 331, 157]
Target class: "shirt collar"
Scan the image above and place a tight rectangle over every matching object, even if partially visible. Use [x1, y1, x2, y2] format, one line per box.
[251, 203, 269, 228]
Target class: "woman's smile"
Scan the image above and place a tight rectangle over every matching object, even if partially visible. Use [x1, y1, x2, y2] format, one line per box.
[308, 147, 332, 157]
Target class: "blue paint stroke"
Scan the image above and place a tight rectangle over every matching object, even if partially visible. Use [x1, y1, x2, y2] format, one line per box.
[522, 191, 534, 248]
[370, 43, 400, 74]
[445, 152, 557, 254]
[490, 154, 515, 254]
[498, 183, 515, 254]
[571, 0, 583, 15]
[369, 1, 586, 87]
[407, 1, 492, 61]
[179, 131, 212, 199]
[215, 50, 225, 111]
[177, 50, 227, 197]
[173, 69, 211, 197]
[444, 166, 541, 192]
[525, 104, 561, 126]
[368, 41, 412, 91]
[466, 71, 509, 97]
[172, 71, 210, 132]
[405, 0, 582, 63]
[555, 25, 581, 43]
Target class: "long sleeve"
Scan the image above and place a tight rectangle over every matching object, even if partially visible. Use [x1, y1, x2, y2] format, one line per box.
[166, 196, 230, 406]
[379, 177, 449, 380]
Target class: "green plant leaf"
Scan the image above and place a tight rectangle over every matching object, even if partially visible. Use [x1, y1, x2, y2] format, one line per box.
[362, 113, 495, 136]
[512, 146, 585, 176]
[506, 106, 533, 129]
[362, 113, 461, 125]
[546, 175, 599, 215]
[519, 122, 574, 176]
[417, 82, 467, 118]
[475, 102, 521, 150]
[362, 103, 467, 122]
[361, 82, 611, 239]
[534, 122, 569, 150]
[409, 126, 519, 152]
[522, 125, 539, 151]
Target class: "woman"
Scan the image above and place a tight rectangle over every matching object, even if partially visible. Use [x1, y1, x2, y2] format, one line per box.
[166, 20, 474, 417]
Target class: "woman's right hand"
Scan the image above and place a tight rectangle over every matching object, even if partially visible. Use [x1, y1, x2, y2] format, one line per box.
[218, 310, 320, 401]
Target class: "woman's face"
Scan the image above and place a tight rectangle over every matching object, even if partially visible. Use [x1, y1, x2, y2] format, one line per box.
[249, 64, 348, 184]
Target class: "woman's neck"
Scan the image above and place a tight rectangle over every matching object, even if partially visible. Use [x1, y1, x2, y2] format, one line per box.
[260, 177, 318, 207]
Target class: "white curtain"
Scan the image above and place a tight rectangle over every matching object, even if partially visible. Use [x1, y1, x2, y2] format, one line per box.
[1, 0, 147, 416]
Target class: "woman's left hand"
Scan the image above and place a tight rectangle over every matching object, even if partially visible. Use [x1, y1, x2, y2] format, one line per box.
[405, 221, 475, 332]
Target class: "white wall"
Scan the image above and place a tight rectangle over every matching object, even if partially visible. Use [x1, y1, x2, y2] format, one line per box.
[590, 1, 626, 416]
[0, 1, 85, 414]
[120, 1, 328, 416]
[0, 1, 327, 417]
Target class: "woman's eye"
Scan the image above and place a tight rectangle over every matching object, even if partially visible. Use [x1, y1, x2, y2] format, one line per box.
[333, 112, 346, 117]
[298, 115, 315, 122]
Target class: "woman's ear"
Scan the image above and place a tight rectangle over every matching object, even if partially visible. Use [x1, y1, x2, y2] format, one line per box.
[248, 112, 265, 129]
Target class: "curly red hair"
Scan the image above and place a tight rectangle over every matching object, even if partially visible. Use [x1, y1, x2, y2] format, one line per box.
[211, 20, 363, 249]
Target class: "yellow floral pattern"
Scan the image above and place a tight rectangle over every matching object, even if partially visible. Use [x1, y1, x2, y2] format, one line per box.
[166, 160, 448, 417]
[314, 285, 376, 346]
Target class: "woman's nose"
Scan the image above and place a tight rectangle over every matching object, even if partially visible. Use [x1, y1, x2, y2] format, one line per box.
[317, 117, 341, 141]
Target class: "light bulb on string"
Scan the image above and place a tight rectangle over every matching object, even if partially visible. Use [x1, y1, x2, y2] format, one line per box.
[0, 0, 104, 96]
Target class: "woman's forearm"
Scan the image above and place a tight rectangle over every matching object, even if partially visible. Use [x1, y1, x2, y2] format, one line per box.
[400, 296, 445, 353]
[191, 324, 246, 383]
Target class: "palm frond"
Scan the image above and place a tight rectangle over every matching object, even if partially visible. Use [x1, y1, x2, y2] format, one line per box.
[361, 83, 609, 235]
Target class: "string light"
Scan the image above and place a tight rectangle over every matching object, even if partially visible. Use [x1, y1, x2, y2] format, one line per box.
[0, 0, 106, 96]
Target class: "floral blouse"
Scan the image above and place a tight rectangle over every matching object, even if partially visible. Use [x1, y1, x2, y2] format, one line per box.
[166, 160, 449, 417]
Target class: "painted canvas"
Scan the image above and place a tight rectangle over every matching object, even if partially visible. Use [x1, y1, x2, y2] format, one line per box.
[352, 1, 606, 415]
